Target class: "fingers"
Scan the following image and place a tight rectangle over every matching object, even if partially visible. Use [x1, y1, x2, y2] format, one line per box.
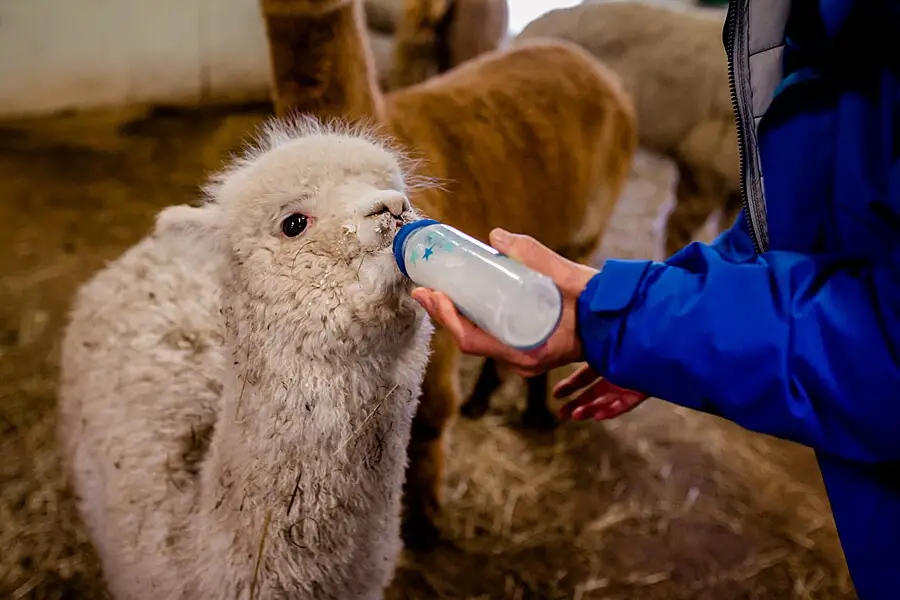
[558, 378, 649, 421]
[553, 364, 599, 399]
[580, 391, 646, 421]
[494, 229, 599, 296]
[570, 398, 634, 421]
[489, 229, 556, 271]
[489, 229, 596, 296]
[412, 288, 537, 366]
[557, 380, 599, 420]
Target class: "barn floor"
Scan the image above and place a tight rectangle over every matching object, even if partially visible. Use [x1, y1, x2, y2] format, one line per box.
[0, 104, 856, 599]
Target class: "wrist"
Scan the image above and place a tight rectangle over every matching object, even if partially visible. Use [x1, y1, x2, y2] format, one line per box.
[574, 259, 654, 371]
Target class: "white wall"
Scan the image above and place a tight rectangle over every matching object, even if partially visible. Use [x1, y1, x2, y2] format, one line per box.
[0, 0, 578, 118]
[507, 0, 580, 34]
[0, 0, 274, 118]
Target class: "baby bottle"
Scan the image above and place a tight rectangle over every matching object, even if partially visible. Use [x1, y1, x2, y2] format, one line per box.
[393, 219, 563, 350]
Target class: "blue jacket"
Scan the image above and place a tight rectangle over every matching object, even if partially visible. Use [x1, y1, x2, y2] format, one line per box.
[577, 1, 900, 598]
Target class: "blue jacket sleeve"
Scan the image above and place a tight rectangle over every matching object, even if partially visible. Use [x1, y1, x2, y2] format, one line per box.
[578, 217, 900, 463]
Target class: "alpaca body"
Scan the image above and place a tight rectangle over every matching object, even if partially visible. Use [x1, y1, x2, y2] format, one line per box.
[385, 39, 637, 545]
[387, 40, 633, 256]
[516, 0, 742, 257]
[59, 120, 433, 599]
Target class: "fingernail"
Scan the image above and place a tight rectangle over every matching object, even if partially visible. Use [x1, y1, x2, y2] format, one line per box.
[489, 228, 512, 248]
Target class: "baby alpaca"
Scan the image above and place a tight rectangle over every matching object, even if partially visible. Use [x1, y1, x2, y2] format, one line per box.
[58, 117, 434, 600]
[516, 0, 742, 257]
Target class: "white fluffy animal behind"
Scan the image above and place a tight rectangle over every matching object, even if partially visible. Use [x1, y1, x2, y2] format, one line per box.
[515, 0, 741, 258]
[57, 117, 435, 600]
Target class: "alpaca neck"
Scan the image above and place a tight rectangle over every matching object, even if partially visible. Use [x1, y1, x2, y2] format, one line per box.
[206, 312, 410, 508]
[190, 294, 421, 587]
[260, 0, 385, 122]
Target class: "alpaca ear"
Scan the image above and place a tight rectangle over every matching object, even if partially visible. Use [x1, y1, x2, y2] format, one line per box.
[155, 203, 225, 242]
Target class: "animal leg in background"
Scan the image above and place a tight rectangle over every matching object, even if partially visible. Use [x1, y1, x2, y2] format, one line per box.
[461, 359, 557, 430]
[459, 357, 499, 420]
[259, 0, 385, 121]
[662, 163, 722, 258]
[402, 326, 460, 550]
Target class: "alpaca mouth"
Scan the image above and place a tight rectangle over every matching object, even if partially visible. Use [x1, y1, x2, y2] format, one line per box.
[377, 212, 417, 240]
[360, 214, 408, 255]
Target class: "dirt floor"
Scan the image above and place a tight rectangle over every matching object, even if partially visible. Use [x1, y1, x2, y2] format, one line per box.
[0, 104, 856, 599]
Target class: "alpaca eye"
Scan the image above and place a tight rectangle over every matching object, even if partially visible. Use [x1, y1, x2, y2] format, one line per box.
[281, 214, 308, 238]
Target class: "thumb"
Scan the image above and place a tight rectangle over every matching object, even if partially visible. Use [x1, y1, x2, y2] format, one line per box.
[489, 229, 593, 295]
[489, 229, 561, 273]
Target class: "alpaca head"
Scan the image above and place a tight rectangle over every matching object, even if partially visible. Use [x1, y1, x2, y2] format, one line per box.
[156, 116, 428, 354]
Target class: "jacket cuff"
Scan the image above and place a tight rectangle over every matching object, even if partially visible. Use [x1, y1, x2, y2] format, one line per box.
[576, 259, 654, 375]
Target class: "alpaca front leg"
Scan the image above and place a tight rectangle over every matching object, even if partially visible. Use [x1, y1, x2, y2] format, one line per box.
[460, 357, 502, 419]
[521, 372, 558, 430]
[401, 327, 460, 550]
[662, 163, 717, 258]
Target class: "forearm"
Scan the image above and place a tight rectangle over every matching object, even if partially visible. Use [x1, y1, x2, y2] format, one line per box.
[577, 240, 900, 462]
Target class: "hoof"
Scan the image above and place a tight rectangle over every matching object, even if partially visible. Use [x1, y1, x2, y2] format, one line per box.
[402, 514, 441, 552]
[520, 408, 559, 431]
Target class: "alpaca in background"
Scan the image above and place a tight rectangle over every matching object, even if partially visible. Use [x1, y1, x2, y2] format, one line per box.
[516, 0, 741, 258]
[258, 0, 637, 549]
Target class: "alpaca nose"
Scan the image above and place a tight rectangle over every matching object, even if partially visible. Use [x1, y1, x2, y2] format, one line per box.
[362, 191, 410, 219]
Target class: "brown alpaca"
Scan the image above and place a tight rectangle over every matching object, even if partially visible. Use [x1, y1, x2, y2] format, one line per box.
[260, 0, 636, 550]
[364, 0, 510, 90]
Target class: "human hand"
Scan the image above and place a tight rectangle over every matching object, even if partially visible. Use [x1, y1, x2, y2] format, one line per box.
[554, 364, 649, 421]
[410, 228, 598, 378]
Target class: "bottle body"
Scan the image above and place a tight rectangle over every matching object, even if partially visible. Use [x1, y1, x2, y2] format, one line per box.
[393, 220, 563, 350]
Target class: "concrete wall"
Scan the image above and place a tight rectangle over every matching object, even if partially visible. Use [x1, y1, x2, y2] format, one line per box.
[0, 0, 579, 119]
[0, 0, 274, 118]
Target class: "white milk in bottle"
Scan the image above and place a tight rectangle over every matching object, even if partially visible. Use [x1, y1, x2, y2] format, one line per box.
[393, 219, 563, 350]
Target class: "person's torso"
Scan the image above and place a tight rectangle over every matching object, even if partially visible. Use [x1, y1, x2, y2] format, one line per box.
[726, 1, 900, 597]
[756, 0, 900, 257]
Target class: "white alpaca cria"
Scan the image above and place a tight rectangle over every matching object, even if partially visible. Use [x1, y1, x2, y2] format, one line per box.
[515, 0, 741, 258]
[57, 116, 435, 600]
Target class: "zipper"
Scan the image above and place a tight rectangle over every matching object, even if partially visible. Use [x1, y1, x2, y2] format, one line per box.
[724, 0, 764, 254]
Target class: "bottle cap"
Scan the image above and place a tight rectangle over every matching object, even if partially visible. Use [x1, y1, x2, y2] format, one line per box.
[393, 219, 440, 278]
